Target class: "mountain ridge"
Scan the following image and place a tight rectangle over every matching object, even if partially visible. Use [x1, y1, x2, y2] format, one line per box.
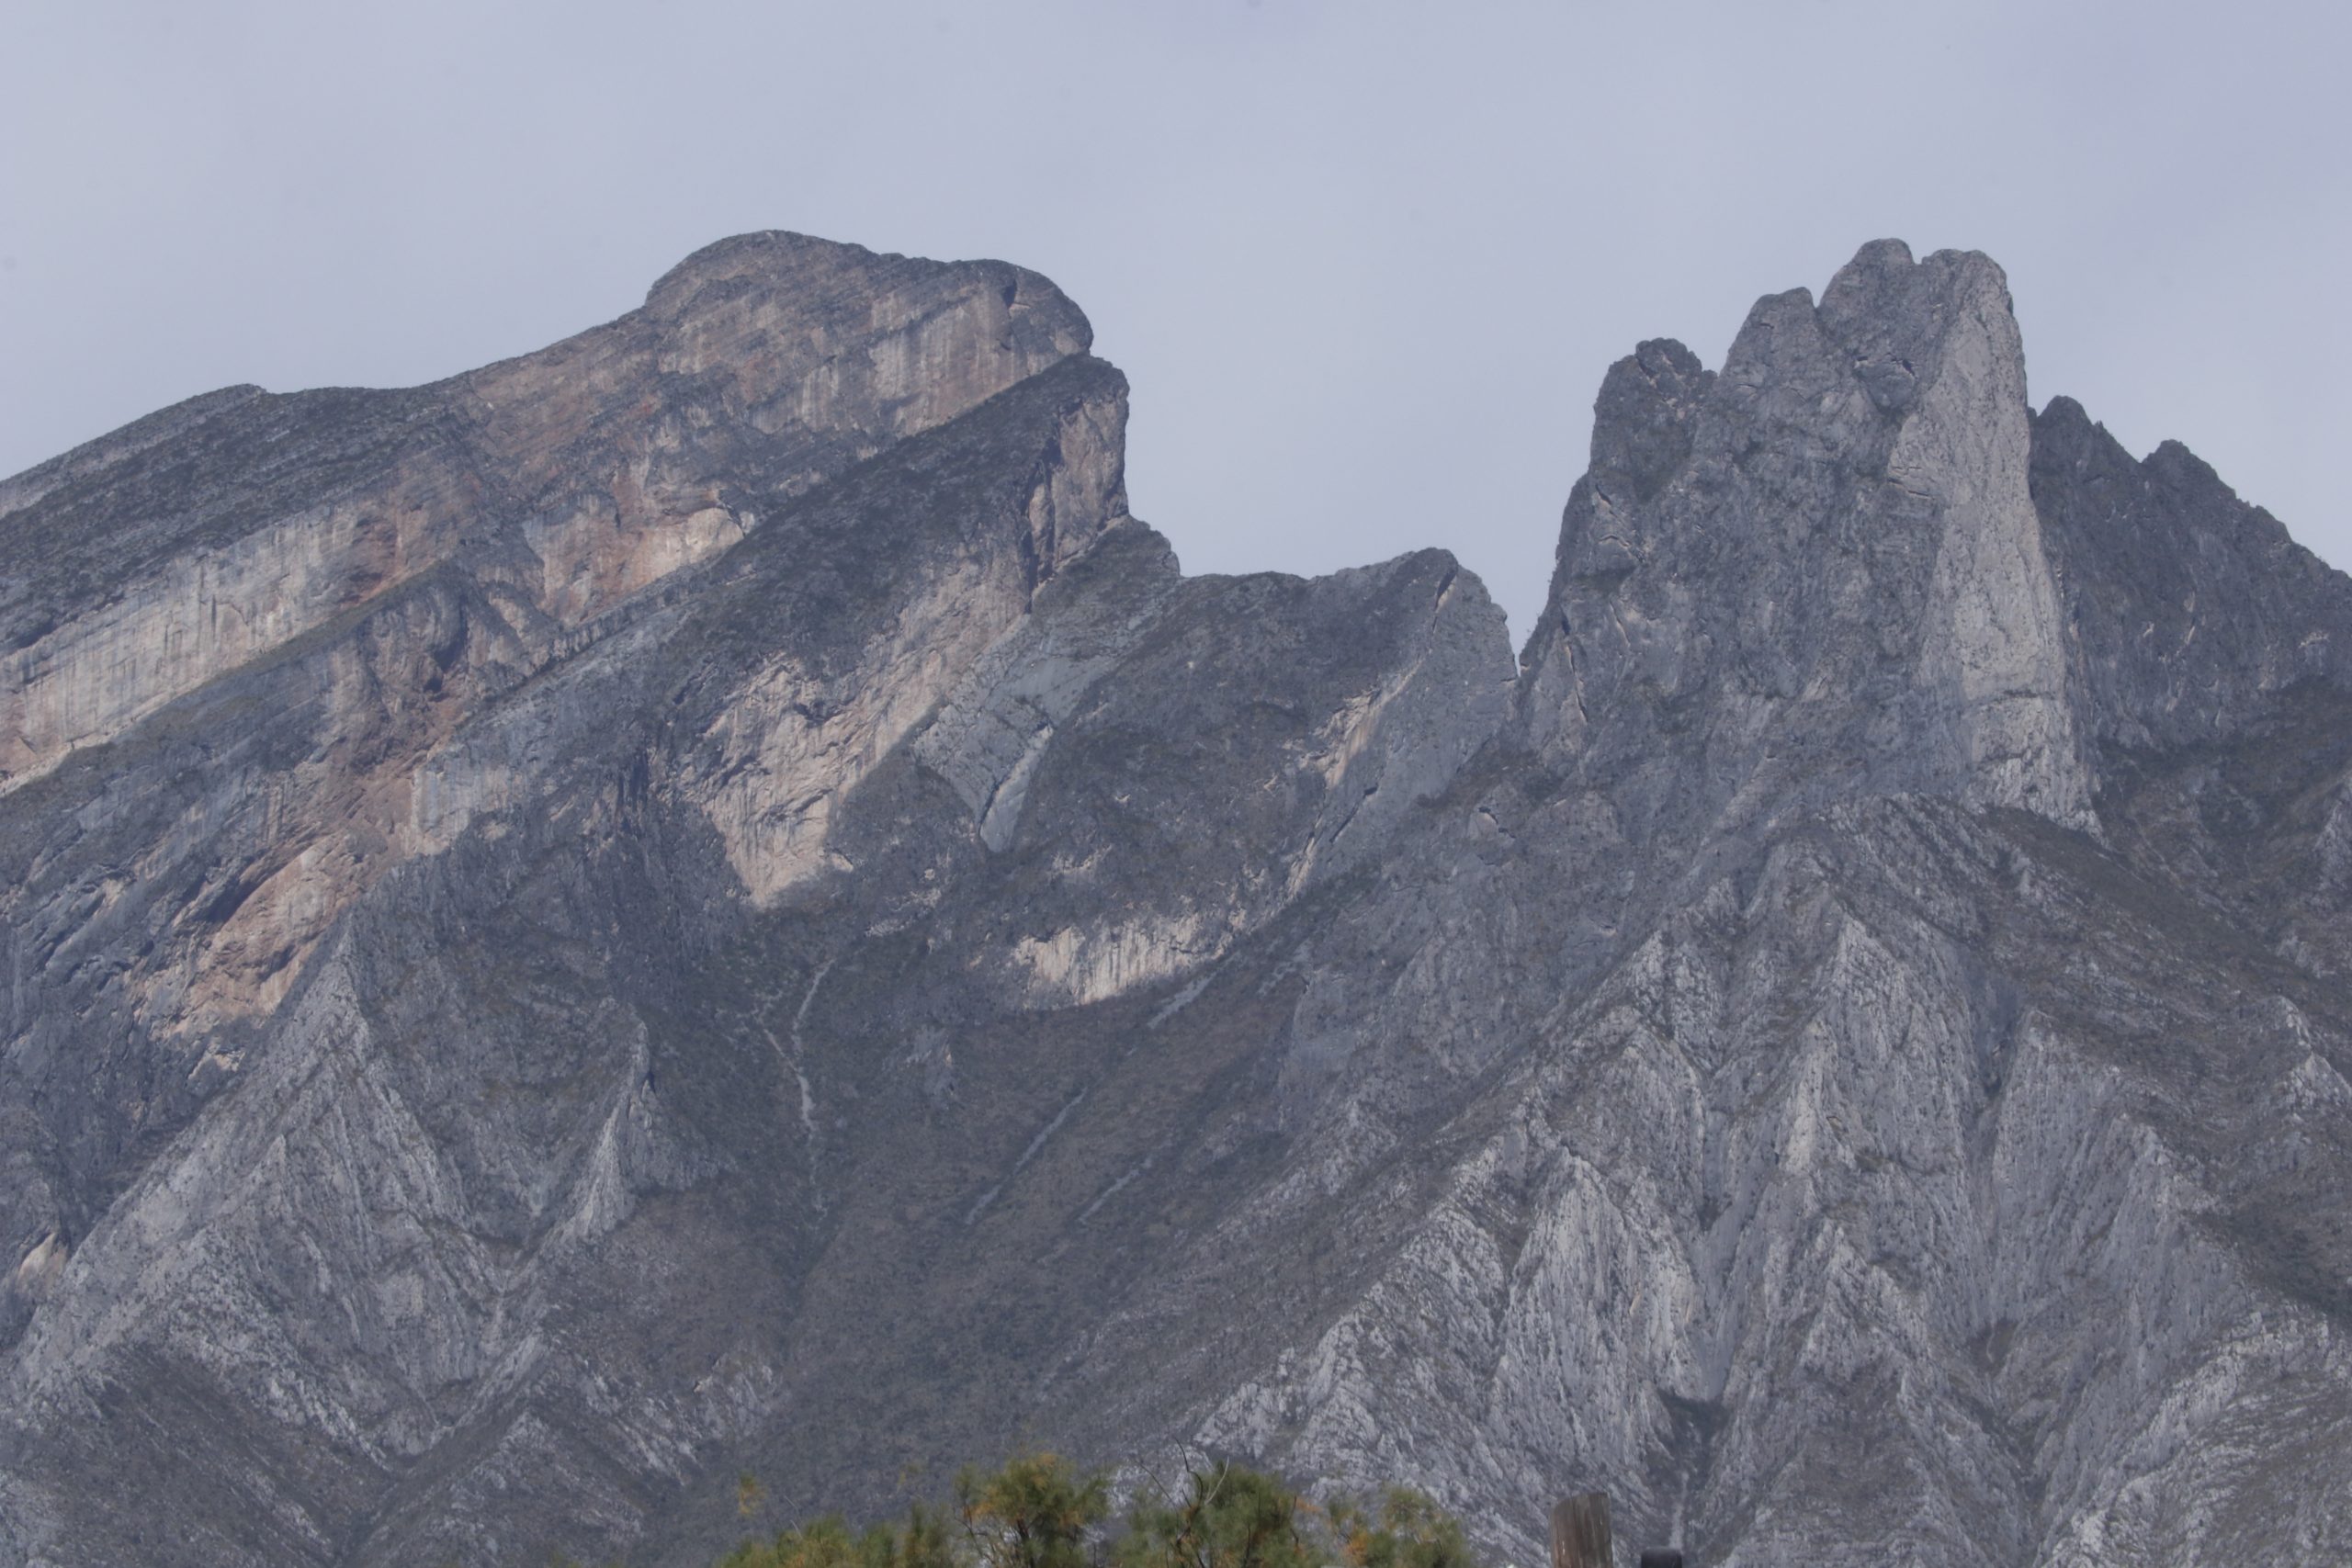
[3, 232, 2349, 1568]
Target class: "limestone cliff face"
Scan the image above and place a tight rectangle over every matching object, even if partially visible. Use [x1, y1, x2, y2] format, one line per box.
[0, 235, 1087, 793]
[0, 233, 1104, 1287]
[3, 237, 2350, 1568]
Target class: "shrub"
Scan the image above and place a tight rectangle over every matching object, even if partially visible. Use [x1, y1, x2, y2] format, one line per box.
[711, 1456, 1476, 1568]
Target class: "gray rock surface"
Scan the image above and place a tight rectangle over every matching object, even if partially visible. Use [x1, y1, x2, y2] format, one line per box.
[1, 233, 2347, 1568]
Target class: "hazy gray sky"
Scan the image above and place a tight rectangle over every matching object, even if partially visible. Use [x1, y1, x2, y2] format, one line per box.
[6, 0, 2345, 642]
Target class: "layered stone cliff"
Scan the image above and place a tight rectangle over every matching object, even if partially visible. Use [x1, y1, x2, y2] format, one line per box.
[1, 234, 2346, 1568]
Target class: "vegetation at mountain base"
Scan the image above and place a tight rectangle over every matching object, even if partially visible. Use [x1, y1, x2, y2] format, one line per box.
[712, 1454, 1476, 1568]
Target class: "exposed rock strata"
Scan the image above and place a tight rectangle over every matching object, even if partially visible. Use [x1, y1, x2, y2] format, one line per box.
[2, 235, 2348, 1568]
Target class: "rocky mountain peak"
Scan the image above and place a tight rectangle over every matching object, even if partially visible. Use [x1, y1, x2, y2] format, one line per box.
[643, 230, 888, 312]
[0, 231, 1105, 797]
[2030, 383, 2352, 759]
[1585, 337, 1713, 504]
[642, 230, 1090, 344]
[623, 229, 1093, 431]
[1520, 238, 2092, 838]
[1813, 237, 2011, 416]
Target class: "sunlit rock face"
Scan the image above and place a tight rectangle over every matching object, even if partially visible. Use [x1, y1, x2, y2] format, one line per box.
[3, 235, 2350, 1568]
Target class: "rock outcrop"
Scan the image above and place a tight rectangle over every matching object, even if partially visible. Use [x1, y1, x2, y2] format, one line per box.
[1, 234, 2347, 1568]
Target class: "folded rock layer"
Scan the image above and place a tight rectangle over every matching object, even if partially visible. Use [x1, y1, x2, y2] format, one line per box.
[1, 234, 2346, 1568]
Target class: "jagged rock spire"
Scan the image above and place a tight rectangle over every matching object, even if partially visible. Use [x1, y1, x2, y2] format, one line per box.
[1521, 239, 2093, 833]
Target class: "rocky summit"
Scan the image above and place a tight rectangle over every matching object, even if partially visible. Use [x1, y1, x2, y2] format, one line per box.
[3, 233, 2349, 1568]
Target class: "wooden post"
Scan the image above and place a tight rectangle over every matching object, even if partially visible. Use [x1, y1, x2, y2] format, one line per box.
[1550, 1493, 1612, 1568]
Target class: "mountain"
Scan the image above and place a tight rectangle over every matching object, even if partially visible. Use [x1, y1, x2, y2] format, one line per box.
[3, 233, 2348, 1568]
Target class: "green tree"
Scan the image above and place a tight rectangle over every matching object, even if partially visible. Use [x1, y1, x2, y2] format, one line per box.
[1324, 1488, 1474, 1568]
[701, 1455, 1478, 1568]
[1116, 1461, 1317, 1568]
[718, 1513, 895, 1568]
[897, 1499, 962, 1568]
[956, 1451, 1112, 1568]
